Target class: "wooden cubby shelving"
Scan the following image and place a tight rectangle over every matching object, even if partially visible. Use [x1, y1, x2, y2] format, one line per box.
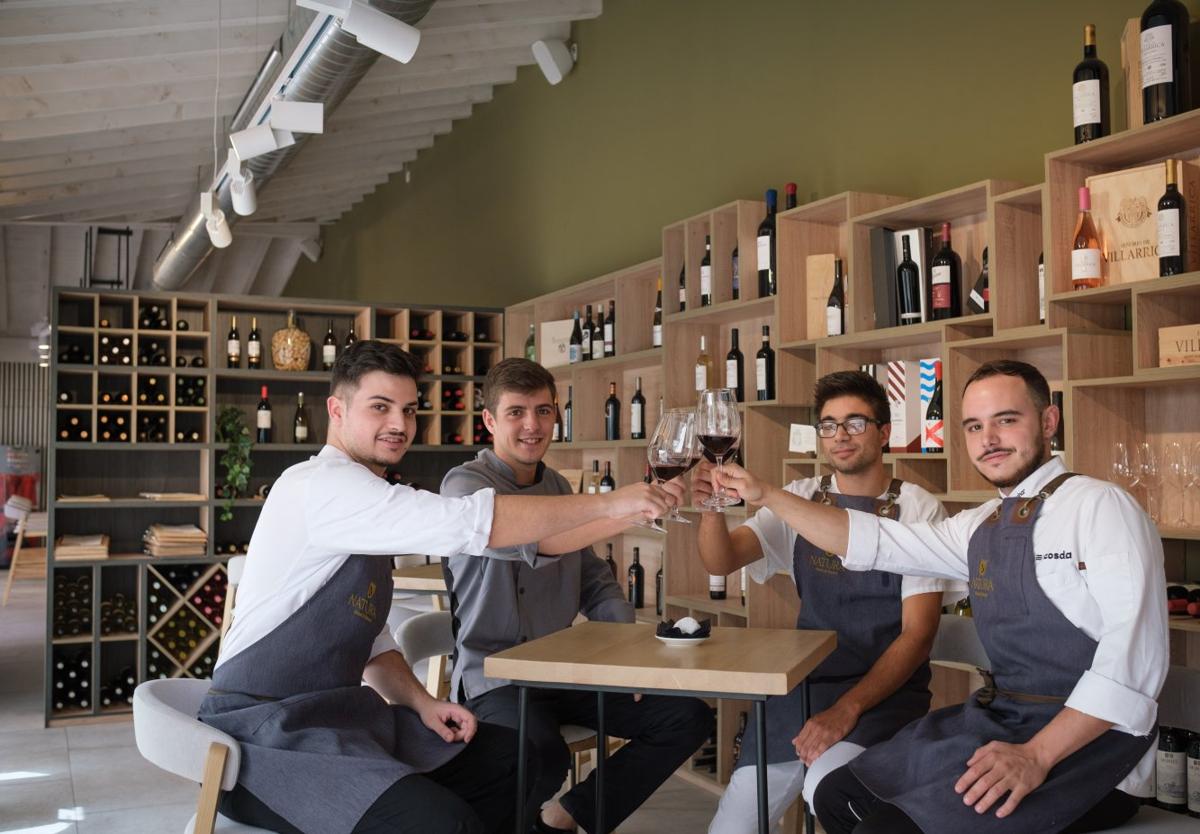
[46, 288, 502, 726]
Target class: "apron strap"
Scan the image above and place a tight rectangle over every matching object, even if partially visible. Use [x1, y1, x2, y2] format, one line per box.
[816, 474, 834, 506]
[975, 670, 1070, 708]
[1014, 472, 1078, 521]
[878, 478, 904, 518]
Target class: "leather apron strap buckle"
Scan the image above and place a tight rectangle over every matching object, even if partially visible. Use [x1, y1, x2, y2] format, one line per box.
[973, 670, 1070, 707]
[976, 669, 998, 707]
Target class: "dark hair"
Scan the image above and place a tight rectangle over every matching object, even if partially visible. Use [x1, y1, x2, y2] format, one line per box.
[484, 358, 557, 414]
[330, 340, 423, 396]
[963, 360, 1050, 412]
[813, 370, 890, 424]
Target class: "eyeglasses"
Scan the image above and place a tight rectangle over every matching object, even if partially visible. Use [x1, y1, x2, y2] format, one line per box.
[814, 417, 884, 438]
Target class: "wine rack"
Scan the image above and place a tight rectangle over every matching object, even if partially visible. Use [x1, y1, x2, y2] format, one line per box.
[47, 287, 503, 725]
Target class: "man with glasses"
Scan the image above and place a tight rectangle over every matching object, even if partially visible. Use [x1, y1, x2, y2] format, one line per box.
[697, 371, 962, 834]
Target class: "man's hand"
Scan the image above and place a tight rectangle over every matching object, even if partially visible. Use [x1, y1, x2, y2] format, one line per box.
[692, 460, 716, 506]
[954, 740, 1049, 818]
[416, 697, 478, 744]
[603, 482, 672, 521]
[658, 476, 688, 508]
[713, 462, 770, 505]
[792, 702, 860, 765]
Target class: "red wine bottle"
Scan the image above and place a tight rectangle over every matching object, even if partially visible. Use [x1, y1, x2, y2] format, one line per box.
[581, 305, 594, 361]
[826, 259, 845, 336]
[897, 236, 923, 326]
[725, 328, 744, 402]
[700, 235, 713, 307]
[257, 385, 272, 443]
[1141, 0, 1191, 123]
[630, 376, 646, 439]
[627, 547, 644, 609]
[1072, 24, 1110, 143]
[757, 189, 778, 297]
[1158, 158, 1188, 276]
[604, 382, 620, 440]
[569, 311, 583, 364]
[755, 326, 775, 401]
[929, 222, 962, 320]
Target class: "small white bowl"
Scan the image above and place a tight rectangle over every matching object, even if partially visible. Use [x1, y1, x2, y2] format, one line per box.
[655, 635, 709, 647]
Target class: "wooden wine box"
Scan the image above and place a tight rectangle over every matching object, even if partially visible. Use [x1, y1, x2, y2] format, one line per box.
[805, 254, 837, 339]
[1084, 159, 1200, 284]
[1158, 322, 1200, 366]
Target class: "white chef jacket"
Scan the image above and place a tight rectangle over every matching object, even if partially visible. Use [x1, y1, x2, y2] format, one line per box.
[216, 445, 495, 669]
[742, 474, 964, 603]
[844, 455, 1168, 796]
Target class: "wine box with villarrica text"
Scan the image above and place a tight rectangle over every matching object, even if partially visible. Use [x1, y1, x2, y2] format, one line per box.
[1084, 159, 1200, 284]
[1159, 322, 1200, 366]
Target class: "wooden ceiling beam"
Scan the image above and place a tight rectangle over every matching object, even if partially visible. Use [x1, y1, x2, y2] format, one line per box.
[0, 74, 260, 123]
[0, 118, 214, 162]
[1, 148, 211, 191]
[0, 0, 289, 40]
[0, 92, 244, 142]
[0, 49, 265, 97]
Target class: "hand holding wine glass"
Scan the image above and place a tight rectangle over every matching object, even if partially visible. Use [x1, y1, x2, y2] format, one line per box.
[647, 409, 700, 525]
[711, 461, 768, 505]
[695, 388, 742, 511]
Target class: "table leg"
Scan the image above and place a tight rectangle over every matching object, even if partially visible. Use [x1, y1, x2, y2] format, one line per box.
[754, 699, 768, 834]
[802, 680, 814, 834]
[595, 691, 606, 834]
[515, 685, 528, 834]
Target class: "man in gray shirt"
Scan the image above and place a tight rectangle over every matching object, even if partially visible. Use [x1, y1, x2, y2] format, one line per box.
[441, 358, 713, 834]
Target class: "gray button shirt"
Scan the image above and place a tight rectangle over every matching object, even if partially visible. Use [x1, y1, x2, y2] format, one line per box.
[440, 449, 633, 701]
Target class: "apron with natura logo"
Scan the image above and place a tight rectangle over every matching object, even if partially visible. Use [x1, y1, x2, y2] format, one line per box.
[850, 473, 1155, 833]
[199, 555, 463, 834]
[737, 477, 932, 767]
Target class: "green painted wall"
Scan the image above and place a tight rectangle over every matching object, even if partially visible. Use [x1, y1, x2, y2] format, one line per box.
[286, 0, 1196, 308]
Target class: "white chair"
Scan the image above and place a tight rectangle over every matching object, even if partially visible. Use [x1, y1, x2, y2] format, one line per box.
[132, 677, 272, 834]
[3, 499, 46, 606]
[220, 555, 245, 639]
[395, 610, 599, 786]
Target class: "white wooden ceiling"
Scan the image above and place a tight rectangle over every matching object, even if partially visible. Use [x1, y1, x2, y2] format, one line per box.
[0, 0, 601, 356]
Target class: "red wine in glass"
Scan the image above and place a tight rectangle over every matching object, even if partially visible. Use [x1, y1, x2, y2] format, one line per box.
[699, 434, 738, 463]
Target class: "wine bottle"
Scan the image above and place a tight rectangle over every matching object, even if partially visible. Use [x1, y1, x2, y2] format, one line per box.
[604, 381, 620, 440]
[627, 547, 645, 609]
[700, 234, 713, 307]
[678, 262, 687, 312]
[710, 571, 726, 601]
[694, 336, 713, 392]
[1073, 24, 1110, 143]
[345, 321, 357, 348]
[247, 316, 262, 369]
[323, 320, 337, 371]
[524, 324, 536, 361]
[655, 563, 664, 616]
[604, 300, 616, 357]
[563, 385, 573, 442]
[1187, 732, 1200, 817]
[652, 278, 664, 347]
[755, 325, 775, 401]
[1050, 391, 1065, 456]
[605, 542, 617, 580]
[630, 376, 646, 440]
[600, 461, 616, 493]
[968, 247, 989, 314]
[929, 223, 962, 320]
[569, 311, 583, 364]
[784, 182, 798, 210]
[924, 361, 944, 454]
[1158, 158, 1188, 276]
[587, 460, 601, 494]
[227, 315, 241, 368]
[257, 385, 272, 443]
[725, 327, 745, 402]
[593, 303, 607, 360]
[757, 189, 778, 297]
[1159, 725, 1188, 811]
[1038, 252, 1046, 323]
[1141, 0, 1191, 124]
[294, 392, 309, 443]
[826, 259, 846, 336]
[1071, 186, 1104, 290]
[731, 245, 740, 300]
[581, 304, 594, 361]
[897, 236, 923, 326]
[552, 398, 562, 442]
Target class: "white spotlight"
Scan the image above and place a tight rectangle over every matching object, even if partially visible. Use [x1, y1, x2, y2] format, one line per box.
[297, 0, 421, 64]
[270, 100, 324, 134]
[532, 39, 575, 85]
[299, 237, 323, 263]
[200, 191, 233, 248]
[230, 166, 257, 216]
[229, 124, 279, 162]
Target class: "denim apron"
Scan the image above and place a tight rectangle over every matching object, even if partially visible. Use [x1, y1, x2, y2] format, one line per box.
[738, 477, 931, 767]
[850, 473, 1155, 833]
[199, 554, 464, 834]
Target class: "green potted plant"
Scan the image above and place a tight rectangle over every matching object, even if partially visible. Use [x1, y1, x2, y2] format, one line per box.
[216, 405, 253, 522]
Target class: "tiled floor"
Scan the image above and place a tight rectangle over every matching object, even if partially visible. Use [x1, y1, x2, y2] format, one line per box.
[0, 574, 720, 833]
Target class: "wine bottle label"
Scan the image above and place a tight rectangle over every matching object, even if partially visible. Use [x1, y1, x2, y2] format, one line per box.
[652, 323, 662, 347]
[604, 323, 614, 345]
[631, 402, 643, 432]
[1141, 24, 1174, 89]
[599, 483, 613, 493]
[695, 364, 707, 391]
[930, 265, 951, 309]
[295, 424, 308, 441]
[227, 339, 240, 356]
[1188, 755, 1200, 812]
[969, 288, 986, 311]
[678, 287, 686, 305]
[1070, 248, 1102, 281]
[569, 344, 581, 363]
[756, 358, 767, 393]
[1072, 79, 1102, 127]
[581, 338, 591, 357]
[826, 306, 843, 336]
[756, 235, 770, 270]
[700, 265, 712, 297]
[709, 574, 726, 592]
[552, 422, 561, 442]
[248, 341, 261, 358]
[1038, 263, 1046, 319]
[1158, 749, 1186, 804]
[257, 410, 271, 430]
[923, 417, 944, 451]
[725, 359, 739, 389]
[1157, 208, 1181, 257]
[323, 345, 336, 364]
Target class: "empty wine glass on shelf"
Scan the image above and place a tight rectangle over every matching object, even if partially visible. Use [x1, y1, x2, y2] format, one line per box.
[1111, 441, 1139, 493]
[695, 388, 742, 512]
[1189, 442, 1200, 527]
[646, 409, 699, 526]
[1137, 441, 1160, 523]
[1163, 441, 1189, 528]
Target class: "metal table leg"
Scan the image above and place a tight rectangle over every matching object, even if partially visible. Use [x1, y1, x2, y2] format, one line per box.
[595, 691, 607, 833]
[802, 679, 814, 834]
[515, 685, 528, 834]
[755, 699, 768, 834]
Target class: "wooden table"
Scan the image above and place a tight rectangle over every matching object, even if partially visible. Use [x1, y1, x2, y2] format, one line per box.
[485, 621, 836, 834]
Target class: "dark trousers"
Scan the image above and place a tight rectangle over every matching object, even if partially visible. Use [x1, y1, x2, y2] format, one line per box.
[813, 763, 1142, 834]
[219, 722, 527, 834]
[467, 684, 714, 834]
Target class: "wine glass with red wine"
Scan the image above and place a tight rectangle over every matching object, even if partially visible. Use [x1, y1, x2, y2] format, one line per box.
[695, 388, 742, 511]
[647, 409, 700, 525]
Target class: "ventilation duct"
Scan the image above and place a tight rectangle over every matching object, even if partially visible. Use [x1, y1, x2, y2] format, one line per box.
[153, 0, 437, 290]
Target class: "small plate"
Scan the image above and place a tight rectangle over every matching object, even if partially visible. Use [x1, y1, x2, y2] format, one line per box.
[655, 635, 709, 647]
